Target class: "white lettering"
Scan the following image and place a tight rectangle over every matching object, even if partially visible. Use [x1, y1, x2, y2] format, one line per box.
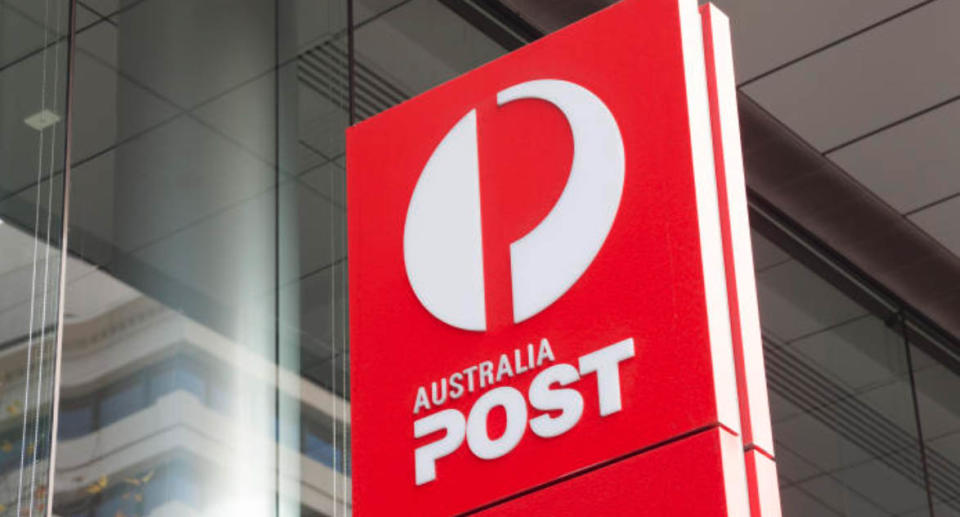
[537, 338, 556, 366]
[528, 364, 583, 438]
[496, 353, 514, 382]
[466, 387, 527, 460]
[413, 386, 431, 414]
[411, 336, 636, 484]
[430, 378, 448, 406]
[578, 338, 635, 416]
[479, 360, 494, 388]
[449, 372, 465, 399]
[463, 365, 478, 393]
[414, 409, 465, 485]
[514, 348, 529, 374]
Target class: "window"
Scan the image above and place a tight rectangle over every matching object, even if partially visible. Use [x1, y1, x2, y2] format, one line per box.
[98, 379, 147, 428]
[59, 403, 94, 440]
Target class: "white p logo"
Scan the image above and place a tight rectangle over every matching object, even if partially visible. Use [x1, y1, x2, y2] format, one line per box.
[403, 79, 625, 331]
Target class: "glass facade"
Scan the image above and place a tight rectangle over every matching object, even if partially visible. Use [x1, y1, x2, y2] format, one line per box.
[0, 1, 957, 516]
[1, 0, 70, 514]
[751, 215, 960, 516]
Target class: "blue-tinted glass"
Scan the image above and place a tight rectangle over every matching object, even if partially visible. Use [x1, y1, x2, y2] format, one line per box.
[174, 362, 206, 401]
[304, 430, 335, 468]
[142, 467, 167, 514]
[93, 491, 123, 517]
[208, 381, 230, 413]
[0, 436, 23, 473]
[59, 404, 94, 440]
[169, 461, 202, 508]
[142, 461, 202, 511]
[148, 366, 176, 401]
[99, 380, 146, 427]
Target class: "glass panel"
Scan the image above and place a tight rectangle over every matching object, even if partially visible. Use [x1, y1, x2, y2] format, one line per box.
[754, 231, 932, 516]
[0, 0, 70, 513]
[910, 343, 960, 516]
[55, 0, 282, 515]
[147, 365, 176, 401]
[51, 0, 370, 514]
[57, 402, 93, 440]
[353, 0, 508, 115]
[50, 4, 516, 513]
[97, 378, 145, 428]
[174, 359, 207, 402]
[276, 0, 351, 515]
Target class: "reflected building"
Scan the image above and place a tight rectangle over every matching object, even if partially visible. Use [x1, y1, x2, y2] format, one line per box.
[50, 276, 349, 516]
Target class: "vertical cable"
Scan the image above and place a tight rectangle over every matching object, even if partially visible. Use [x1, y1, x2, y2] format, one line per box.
[903, 311, 937, 516]
[330, 0, 341, 498]
[339, 220, 348, 511]
[45, 0, 77, 515]
[328, 128, 338, 517]
[273, 0, 281, 516]
[347, 0, 355, 126]
[29, 0, 66, 512]
[16, 0, 55, 512]
[342, 3, 355, 513]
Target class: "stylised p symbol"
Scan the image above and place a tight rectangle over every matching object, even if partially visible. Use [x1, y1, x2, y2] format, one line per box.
[403, 79, 625, 331]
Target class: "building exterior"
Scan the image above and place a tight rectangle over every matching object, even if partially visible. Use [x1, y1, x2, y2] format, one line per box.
[0, 0, 957, 516]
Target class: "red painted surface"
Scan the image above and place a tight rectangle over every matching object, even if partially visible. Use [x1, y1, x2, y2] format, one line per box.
[474, 428, 743, 516]
[476, 96, 573, 331]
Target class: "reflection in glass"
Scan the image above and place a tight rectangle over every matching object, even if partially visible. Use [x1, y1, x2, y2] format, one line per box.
[47, 1, 517, 515]
[910, 343, 960, 515]
[754, 231, 936, 516]
[0, 0, 70, 514]
[62, 0, 278, 513]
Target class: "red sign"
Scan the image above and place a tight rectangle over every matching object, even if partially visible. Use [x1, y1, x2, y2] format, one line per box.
[471, 428, 748, 516]
[347, 0, 779, 515]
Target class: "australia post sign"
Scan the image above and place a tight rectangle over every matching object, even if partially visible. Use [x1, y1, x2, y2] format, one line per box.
[347, 0, 782, 515]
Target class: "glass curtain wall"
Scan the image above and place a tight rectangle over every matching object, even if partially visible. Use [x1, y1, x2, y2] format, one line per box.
[1, 1, 959, 517]
[0, 0, 70, 515]
[911, 341, 960, 516]
[753, 227, 928, 516]
[39, 1, 506, 517]
[49, 0, 349, 515]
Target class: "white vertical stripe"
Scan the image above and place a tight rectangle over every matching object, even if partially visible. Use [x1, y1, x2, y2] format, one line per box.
[677, 0, 740, 433]
[719, 428, 752, 517]
[707, 4, 775, 455]
[758, 451, 784, 517]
